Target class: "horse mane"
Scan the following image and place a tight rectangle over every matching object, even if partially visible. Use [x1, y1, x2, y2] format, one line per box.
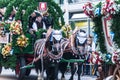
[34, 39, 46, 55]
[70, 30, 79, 48]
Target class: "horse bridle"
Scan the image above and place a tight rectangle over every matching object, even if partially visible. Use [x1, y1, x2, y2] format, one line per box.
[46, 33, 63, 61]
[46, 41, 63, 62]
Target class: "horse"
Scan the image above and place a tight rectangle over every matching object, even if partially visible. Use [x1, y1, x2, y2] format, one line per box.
[59, 29, 88, 80]
[34, 29, 63, 80]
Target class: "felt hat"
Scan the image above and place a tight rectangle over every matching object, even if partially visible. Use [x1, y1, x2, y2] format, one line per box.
[35, 12, 42, 17]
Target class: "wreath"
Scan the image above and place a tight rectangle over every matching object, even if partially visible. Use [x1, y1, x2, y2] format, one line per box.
[0, 0, 65, 69]
[83, 0, 120, 53]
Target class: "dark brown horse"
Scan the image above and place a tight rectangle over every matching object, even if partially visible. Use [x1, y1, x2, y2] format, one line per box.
[59, 29, 88, 80]
[34, 30, 63, 80]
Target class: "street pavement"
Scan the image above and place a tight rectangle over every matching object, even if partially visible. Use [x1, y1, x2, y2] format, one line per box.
[0, 67, 97, 80]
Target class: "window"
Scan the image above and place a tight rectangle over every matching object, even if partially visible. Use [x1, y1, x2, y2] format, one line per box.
[59, 0, 64, 4]
[68, 0, 79, 4]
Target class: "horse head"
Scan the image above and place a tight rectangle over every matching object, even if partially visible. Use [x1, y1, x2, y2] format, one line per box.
[73, 29, 87, 56]
[51, 30, 63, 52]
[47, 29, 63, 62]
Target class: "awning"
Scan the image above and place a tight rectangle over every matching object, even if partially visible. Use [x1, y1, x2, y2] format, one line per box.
[71, 13, 88, 19]
[70, 13, 88, 21]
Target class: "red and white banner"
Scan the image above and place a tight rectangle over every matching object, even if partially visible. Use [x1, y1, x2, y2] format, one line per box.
[102, 17, 114, 53]
[39, 2, 47, 12]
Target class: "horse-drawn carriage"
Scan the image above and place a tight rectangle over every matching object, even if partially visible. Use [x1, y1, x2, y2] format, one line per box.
[0, 21, 36, 79]
[0, 1, 99, 80]
[0, 20, 91, 80]
[1, 0, 120, 80]
[83, 0, 120, 80]
[0, 0, 66, 80]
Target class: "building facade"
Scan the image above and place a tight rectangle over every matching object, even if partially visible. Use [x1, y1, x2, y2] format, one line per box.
[54, 0, 105, 35]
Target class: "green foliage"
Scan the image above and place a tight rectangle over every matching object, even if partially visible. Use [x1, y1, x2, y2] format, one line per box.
[115, 0, 120, 4]
[111, 11, 120, 48]
[36, 29, 47, 39]
[47, 0, 65, 29]
[93, 16, 107, 53]
[0, 53, 17, 70]
[62, 31, 66, 38]
[95, 2, 102, 8]
[0, 0, 10, 8]
[4, 0, 65, 32]
[4, 0, 64, 54]
[15, 0, 35, 20]
[1, 0, 65, 69]
[4, 0, 23, 20]
[70, 21, 75, 30]
[91, 2, 107, 53]
[21, 0, 65, 31]
[22, 0, 37, 33]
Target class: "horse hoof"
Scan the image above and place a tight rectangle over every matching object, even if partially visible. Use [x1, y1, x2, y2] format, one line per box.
[69, 78, 73, 80]
[38, 77, 44, 80]
[105, 75, 113, 80]
[61, 77, 65, 80]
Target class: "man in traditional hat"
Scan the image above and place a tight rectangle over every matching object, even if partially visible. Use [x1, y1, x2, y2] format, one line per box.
[28, 12, 37, 30]
[29, 12, 53, 40]
[29, 12, 43, 33]
[32, 13, 43, 31]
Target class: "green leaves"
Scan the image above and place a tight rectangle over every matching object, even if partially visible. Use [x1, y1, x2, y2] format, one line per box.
[0, 0, 10, 8]
[4, 0, 23, 20]
[93, 16, 107, 53]
[111, 12, 120, 48]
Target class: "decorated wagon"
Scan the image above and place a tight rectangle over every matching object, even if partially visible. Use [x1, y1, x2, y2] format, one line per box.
[0, 0, 65, 80]
[83, 0, 120, 80]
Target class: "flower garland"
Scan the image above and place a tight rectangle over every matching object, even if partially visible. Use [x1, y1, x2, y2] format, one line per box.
[83, 1, 119, 54]
[0, 0, 65, 70]
[61, 24, 72, 38]
[101, 0, 119, 18]
[16, 34, 29, 47]
[83, 2, 95, 18]
[9, 21, 22, 35]
[83, 1, 119, 18]
[1, 43, 12, 58]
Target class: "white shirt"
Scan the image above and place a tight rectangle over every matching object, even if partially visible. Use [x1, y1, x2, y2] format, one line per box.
[92, 41, 96, 52]
[32, 22, 38, 32]
[32, 21, 47, 31]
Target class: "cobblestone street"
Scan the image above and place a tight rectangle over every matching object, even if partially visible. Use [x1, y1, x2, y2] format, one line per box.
[0, 67, 97, 80]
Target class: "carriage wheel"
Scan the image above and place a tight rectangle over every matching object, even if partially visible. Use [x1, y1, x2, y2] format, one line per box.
[15, 57, 26, 80]
[25, 69, 31, 76]
[113, 64, 120, 80]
